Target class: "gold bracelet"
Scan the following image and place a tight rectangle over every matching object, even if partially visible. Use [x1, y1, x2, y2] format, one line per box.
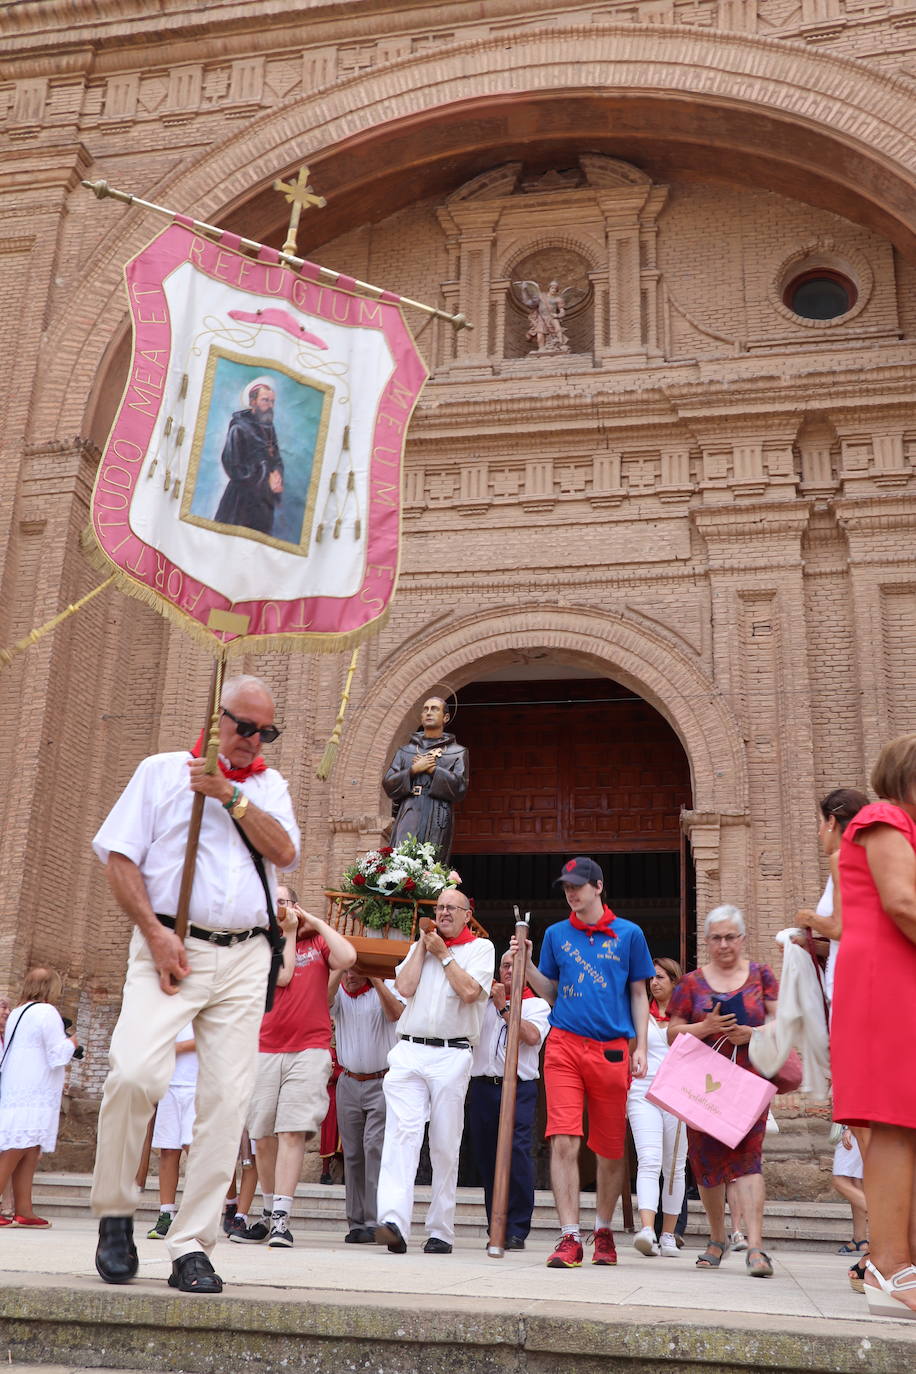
[229, 792, 250, 821]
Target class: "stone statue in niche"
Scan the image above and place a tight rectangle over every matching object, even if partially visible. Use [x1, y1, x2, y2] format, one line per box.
[512, 280, 584, 354]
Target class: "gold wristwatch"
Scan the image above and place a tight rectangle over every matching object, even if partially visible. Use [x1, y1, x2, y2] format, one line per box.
[229, 792, 250, 821]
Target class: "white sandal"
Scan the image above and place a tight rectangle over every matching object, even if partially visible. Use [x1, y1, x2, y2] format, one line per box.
[864, 1260, 916, 1320]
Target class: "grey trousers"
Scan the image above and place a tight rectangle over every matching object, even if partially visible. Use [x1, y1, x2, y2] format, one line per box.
[336, 1072, 387, 1229]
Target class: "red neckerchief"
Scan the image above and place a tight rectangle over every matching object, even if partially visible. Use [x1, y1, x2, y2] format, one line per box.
[569, 903, 618, 940]
[443, 925, 476, 948]
[342, 981, 374, 999]
[191, 731, 267, 782]
[650, 998, 669, 1022]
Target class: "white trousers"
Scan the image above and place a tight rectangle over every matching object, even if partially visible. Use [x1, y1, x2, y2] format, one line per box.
[91, 927, 269, 1261]
[375, 1039, 472, 1244]
[626, 1090, 688, 1216]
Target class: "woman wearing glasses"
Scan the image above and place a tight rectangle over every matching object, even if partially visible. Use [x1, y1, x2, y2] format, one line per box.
[666, 905, 779, 1278]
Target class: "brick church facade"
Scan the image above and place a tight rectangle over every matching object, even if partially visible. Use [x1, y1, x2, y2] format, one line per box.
[2, 1, 916, 1175]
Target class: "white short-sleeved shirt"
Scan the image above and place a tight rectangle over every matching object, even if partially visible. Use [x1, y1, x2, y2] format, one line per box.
[470, 995, 550, 1081]
[93, 751, 300, 932]
[395, 938, 495, 1045]
[170, 1023, 199, 1087]
[332, 981, 402, 1074]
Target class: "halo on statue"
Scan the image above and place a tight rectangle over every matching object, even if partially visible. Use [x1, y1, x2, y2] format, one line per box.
[426, 682, 459, 722]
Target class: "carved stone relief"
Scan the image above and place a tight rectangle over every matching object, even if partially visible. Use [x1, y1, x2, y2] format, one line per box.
[435, 155, 669, 372]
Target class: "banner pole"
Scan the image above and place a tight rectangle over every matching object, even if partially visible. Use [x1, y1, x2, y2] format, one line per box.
[487, 907, 531, 1259]
[174, 652, 227, 945]
[81, 180, 471, 331]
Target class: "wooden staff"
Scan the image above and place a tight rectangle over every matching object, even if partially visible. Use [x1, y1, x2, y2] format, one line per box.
[487, 908, 531, 1259]
[175, 653, 226, 942]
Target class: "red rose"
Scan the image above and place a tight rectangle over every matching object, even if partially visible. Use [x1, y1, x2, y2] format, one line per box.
[403, 879, 416, 892]
[379, 846, 394, 856]
[352, 874, 366, 887]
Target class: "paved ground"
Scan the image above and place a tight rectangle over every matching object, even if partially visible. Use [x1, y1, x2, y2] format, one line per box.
[0, 1212, 901, 1326]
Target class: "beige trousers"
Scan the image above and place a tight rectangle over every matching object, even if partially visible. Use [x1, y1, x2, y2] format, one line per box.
[90, 927, 269, 1261]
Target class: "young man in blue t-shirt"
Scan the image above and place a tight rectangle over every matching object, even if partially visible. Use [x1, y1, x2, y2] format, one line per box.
[520, 857, 654, 1269]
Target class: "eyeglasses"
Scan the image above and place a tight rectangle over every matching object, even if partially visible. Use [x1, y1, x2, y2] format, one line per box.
[222, 708, 281, 744]
[435, 904, 469, 914]
[708, 933, 742, 945]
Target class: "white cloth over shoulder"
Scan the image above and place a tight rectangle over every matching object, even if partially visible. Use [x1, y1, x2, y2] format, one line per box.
[748, 929, 830, 1097]
[0, 1002, 75, 1152]
[93, 751, 300, 931]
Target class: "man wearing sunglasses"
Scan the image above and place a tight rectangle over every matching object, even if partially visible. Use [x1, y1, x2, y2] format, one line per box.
[90, 674, 299, 1296]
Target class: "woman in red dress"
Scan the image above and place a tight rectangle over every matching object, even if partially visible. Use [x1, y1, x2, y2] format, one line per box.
[833, 735, 916, 1319]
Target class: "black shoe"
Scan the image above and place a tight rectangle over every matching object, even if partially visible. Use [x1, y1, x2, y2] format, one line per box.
[95, 1217, 138, 1284]
[221, 1203, 237, 1235]
[319, 1171, 333, 1185]
[345, 1226, 375, 1243]
[228, 1218, 270, 1244]
[168, 1250, 223, 1294]
[423, 1236, 452, 1254]
[507, 1236, 526, 1250]
[375, 1220, 407, 1254]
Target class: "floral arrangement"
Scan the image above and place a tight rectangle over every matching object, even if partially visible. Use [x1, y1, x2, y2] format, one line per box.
[338, 835, 454, 936]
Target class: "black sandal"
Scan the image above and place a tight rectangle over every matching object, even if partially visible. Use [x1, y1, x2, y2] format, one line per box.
[168, 1250, 223, 1294]
[849, 1257, 867, 1294]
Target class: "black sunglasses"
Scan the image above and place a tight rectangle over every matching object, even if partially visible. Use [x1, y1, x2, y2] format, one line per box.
[222, 708, 281, 744]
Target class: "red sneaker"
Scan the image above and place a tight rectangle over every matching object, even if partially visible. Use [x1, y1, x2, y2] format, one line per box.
[13, 1214, 51, 1228]
[591, 1227, 617, 1265]
[546, 1233, 584, 1268]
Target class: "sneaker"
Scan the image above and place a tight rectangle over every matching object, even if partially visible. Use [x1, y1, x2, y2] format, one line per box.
[633, 1225, 659, 1257]
[229, 1218, 270, 1244]
[730, 1229, 748, 1252]
[146, 1212, 172, 1240]
[591, 1227, 618, 1266]
[268, 1215, 294, 1248]
[222, 1203, 237, 1235]
[546, 1233, 583, 1268]
[659, 1232, 681, 1258]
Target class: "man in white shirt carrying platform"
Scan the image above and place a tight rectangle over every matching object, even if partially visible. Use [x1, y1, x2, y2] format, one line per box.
[374, 889, 494, 1255]
[90, 675, 299, 1295]
[468, 950, 551, 1250]
[329, 968, 404, 1243]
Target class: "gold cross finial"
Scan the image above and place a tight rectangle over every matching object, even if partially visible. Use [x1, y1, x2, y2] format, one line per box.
[273, 166, 326, 257]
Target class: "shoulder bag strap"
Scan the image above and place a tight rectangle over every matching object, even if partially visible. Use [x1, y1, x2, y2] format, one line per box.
[0, 1002, 37, 1070]
[230, 819, 285, 1012]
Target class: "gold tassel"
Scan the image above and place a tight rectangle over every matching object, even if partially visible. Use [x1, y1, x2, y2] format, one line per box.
[316, 647, 360, 780]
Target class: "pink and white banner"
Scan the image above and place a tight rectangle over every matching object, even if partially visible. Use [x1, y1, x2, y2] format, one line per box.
[89, 221, 428, 651]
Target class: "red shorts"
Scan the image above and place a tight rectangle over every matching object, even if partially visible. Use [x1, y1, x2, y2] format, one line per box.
[544, 1026, 631, 1159]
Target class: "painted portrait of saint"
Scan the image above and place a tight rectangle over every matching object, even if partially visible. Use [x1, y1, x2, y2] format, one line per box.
[183, 348, 332, 551]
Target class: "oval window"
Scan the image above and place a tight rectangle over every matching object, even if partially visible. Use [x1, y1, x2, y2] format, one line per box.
[783, 269, 857, 321]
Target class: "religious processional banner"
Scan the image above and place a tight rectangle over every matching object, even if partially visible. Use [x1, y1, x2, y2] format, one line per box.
[86, 220, 428, 653]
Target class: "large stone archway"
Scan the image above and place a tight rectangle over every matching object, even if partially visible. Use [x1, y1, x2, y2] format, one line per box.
[40, 22, 916, 444]
[327, 603, 749, 917]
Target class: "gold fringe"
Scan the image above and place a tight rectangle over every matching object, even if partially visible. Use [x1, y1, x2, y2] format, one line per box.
[0, 573, 118, 670]
[316, 647, 360, 780]
[80, 524, 388, 659]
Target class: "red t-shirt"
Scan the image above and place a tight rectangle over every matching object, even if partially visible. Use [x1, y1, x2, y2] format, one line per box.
[258, 935, 332, 1053]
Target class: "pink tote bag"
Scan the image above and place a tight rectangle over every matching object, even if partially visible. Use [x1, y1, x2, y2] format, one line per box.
[646, 1033, 777, 1148]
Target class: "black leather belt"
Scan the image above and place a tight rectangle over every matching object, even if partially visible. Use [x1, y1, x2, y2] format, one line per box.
[156, 914, 263, 948]
[399, 1035, 470, 1049]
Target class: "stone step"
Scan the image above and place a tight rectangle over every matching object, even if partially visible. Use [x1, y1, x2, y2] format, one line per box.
[31, 1174, 860, 1250]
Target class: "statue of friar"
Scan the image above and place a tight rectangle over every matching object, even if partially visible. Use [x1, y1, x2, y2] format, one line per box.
[382, 696, 468, 863]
